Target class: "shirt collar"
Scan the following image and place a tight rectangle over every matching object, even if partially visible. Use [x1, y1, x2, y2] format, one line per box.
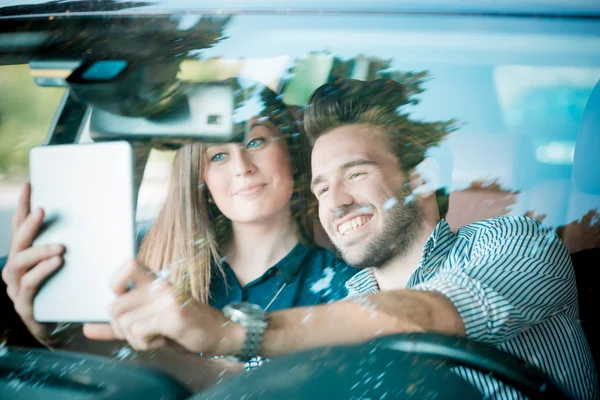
[344, 219, 456, 295]
[216, 241, 311, 286]
[345, 268, 379, 298]
[419, 219, 456, 270]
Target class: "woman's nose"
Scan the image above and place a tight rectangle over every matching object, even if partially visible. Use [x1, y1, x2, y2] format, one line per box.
[233, 149, 256, 176]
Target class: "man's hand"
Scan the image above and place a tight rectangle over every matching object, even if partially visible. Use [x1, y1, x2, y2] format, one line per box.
[1, 183, 65, 346]
[83, 259, 245, 357]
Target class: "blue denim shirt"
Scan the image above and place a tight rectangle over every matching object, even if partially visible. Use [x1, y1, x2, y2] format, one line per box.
[209, 242, 357, 311]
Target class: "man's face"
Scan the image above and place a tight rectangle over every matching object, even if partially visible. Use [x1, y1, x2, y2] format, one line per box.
[311, 124, 422, 269]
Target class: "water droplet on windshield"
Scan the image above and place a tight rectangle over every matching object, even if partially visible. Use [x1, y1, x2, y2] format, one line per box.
[156, 267, 172, 280]
[180, 298, 193, 309]
[0, 341, 8, 357]
[310, 267, 335, 294]
[114, 346, 133, 360]
[383, 197, 398, 210]
[50, 322, 74, 337]
[358, 205, 375, 214]
[7, 377, 25, 391]
[301, 308, 314, 324]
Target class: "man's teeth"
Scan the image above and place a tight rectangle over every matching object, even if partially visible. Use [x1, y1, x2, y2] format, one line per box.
[338, 216, 371, 235]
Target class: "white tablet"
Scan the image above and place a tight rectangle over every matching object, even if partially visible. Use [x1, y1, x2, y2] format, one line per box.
[30, 141, 136, 323]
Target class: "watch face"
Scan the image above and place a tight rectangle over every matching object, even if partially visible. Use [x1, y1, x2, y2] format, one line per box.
[227, 308, 246, 321]
[226, 302, 265, 318]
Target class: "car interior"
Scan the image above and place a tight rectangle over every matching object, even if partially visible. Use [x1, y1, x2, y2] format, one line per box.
[0, 2, 599, 399]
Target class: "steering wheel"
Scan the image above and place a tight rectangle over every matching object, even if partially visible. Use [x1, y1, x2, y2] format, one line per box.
[0, 346, 191, 400]
[193, 333, 572, 400]
[0, 334, 571, 399]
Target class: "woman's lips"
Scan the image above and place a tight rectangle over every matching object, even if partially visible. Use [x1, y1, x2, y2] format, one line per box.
[236, 184, 267, 196]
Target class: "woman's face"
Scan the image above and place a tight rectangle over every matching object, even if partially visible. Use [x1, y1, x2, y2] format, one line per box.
[203, 122, 295, 224]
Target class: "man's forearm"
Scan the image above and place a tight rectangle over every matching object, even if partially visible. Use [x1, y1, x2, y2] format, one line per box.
[259, 290, 465, 358]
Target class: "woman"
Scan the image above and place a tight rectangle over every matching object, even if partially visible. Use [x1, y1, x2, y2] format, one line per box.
[2, 79, 356, 353]
[137, 81, 355, 311]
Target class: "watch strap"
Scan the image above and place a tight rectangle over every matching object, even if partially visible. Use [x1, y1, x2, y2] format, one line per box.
[237, 317, 268, 361]
[222, 303, 268, 362]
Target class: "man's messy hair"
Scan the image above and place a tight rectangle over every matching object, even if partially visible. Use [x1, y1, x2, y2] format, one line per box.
[303, 78, 454, 171]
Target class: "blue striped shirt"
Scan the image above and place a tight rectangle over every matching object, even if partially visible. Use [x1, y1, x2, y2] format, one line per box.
[345, 216, 598, 400]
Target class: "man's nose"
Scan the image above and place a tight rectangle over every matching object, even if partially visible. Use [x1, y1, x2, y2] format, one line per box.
[326, 183, 354, 214]
[232, 149, 256, 176]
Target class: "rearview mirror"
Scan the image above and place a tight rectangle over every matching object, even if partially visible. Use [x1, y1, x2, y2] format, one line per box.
[64, 58, 241, 144]
[89, 82, 238, 144]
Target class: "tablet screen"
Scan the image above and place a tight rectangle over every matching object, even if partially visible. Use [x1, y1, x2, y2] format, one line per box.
[30, 141, 136, 323]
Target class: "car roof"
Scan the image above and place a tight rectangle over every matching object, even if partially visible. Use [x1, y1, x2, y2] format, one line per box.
[1, 0, 600, 18]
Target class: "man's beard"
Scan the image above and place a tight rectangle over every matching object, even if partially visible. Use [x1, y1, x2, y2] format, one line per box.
[336, 199, 423, 270]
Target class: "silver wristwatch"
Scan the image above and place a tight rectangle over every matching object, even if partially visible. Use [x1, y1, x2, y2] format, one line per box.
[222, 302, 268, 362]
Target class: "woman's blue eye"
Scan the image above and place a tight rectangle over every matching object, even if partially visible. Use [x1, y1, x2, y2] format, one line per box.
[210, 153, 226, 162]
[350, 172, 363, 179]
[246, 137, 265, 149]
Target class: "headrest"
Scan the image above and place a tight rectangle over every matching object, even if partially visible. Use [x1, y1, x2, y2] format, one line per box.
[573, 80, 600, 194]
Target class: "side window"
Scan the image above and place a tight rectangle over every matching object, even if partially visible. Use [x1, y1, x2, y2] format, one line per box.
[440, 67, 600, 253]
[136, 149, 174, 235]
[0, 65, 65, 255]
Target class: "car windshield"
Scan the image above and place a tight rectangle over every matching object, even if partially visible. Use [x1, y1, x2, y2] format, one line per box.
[0, 1, 599, 399]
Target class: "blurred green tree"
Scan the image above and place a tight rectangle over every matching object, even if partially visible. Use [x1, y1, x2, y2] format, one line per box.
[0, 65, 65, 177]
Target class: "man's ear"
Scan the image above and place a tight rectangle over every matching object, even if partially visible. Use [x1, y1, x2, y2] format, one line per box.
[410, 157, 441, 198]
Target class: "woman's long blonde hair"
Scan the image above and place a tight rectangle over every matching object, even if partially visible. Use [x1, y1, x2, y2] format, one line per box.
[138, 81, 315, 304]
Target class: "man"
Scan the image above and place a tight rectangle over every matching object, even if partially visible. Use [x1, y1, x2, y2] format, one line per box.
[86, 79, 597, 399]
